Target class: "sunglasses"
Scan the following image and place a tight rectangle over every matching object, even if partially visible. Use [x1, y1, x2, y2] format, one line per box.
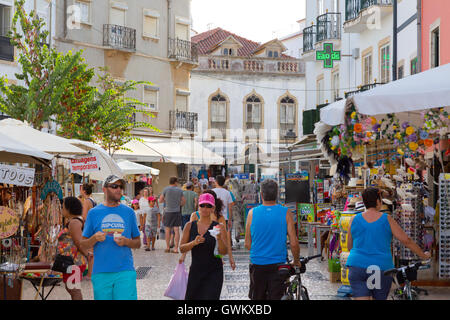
[107, 184, 124, 190]
[199, 204, 213, 208]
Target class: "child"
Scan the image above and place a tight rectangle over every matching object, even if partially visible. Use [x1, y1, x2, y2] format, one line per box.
[145, 196, 161, 251]
[131, 199, 144, 232]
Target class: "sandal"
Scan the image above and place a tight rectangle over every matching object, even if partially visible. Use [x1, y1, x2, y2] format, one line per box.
[171, 249, 179, 254]
[165, 249, 170, 253]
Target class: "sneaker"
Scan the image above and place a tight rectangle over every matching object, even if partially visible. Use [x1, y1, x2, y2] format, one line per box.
[152, 248, 155, 251]
[145, 248, 150, 252]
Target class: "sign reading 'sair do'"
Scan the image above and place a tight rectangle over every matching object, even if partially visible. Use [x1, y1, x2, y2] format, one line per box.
[316, 43, 341, 69]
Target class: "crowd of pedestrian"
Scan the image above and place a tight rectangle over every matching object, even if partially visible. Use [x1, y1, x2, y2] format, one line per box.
[50, 172, 430, 301]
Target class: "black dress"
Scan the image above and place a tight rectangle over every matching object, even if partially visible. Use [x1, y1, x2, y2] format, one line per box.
[185, 220, 224, 300]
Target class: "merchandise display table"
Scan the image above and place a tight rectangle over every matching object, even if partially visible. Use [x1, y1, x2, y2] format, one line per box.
[20, 270, 62, 300]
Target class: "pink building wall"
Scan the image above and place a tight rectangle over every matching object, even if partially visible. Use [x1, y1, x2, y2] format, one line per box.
[421, 0, 450, 71]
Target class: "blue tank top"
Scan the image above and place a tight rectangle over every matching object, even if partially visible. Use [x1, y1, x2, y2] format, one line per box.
[346, 213, 395, 271]
[250, 205, 288, 265]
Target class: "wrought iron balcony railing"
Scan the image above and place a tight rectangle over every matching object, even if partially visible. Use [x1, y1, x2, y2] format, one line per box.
[170, 110, 198, 133]
[316, 12, 341, 43]
[0, 36, 14, 61]
[345, 0, 393, 22]
[303, 26, 316, 53]
[103, 24, 136, 51]
[168, 38, 198, 64]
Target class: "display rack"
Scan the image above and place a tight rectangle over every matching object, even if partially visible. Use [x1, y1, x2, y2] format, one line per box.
[393, 182, 425, 263]
[439, 174, 450, 280]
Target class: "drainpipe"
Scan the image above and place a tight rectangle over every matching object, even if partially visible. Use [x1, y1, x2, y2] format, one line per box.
[392, 0, 398, 81]
[417, 0, 422, 73]
[63, 0, 67, 39]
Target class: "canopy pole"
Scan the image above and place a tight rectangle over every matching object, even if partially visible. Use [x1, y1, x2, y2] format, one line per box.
[71, 174, 75, 197]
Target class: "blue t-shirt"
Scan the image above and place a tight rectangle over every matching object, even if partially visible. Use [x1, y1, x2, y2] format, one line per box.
[250, 204, 288, 265]
[82, 204, 140, 274]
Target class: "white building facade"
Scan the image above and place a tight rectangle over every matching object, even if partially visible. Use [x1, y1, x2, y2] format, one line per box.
[303, 0, 420, 118]
[190, 28, 305, 177]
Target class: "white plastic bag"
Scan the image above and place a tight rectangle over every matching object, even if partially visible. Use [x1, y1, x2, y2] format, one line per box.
[164, 262, 188, 300]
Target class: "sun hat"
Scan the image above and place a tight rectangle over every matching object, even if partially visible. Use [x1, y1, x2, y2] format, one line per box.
[198, 193, 215, 207]
[148, 196, 156, 201]
[131, 199, 139, 205]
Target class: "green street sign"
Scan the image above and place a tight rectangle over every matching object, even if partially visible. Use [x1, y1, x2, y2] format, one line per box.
[316, 43, 341, 69]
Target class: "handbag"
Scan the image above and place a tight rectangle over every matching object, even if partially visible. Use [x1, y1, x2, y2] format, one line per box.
[51, 254, 74, 273]
[164, 262, 188, 300]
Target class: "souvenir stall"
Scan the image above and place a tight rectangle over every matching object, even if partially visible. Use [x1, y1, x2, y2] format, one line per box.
[0, 136, 65, 300]
[314, 63, 450, 289]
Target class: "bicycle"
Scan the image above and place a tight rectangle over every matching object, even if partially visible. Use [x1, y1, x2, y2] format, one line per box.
[383, 260, 431, 300]
[278, 254, 322, 300]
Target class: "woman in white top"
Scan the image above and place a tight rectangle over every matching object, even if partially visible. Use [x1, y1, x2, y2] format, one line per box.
[139, 188, 151, 248]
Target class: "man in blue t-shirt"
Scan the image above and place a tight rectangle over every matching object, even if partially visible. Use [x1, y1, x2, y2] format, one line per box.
[81, 175, 141, 300]
[245, 179, 300, 300]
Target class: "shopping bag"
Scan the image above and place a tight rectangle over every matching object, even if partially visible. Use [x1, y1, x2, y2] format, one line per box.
[164, 262, 188, 300]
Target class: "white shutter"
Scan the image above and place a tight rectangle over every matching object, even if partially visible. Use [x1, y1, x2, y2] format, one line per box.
[252, 103, 261, 123]
[176, 94, 187, 111]
[280, 105, 286, 124]
[78, 1, 90, 24]
[110, 7, 125, 26]
[287, 105, 295, 124]
[144, 90, 157, 111]
[0, 4, 11, 36]
[143, 15, 158, 38]
[175, 23, 189, 41]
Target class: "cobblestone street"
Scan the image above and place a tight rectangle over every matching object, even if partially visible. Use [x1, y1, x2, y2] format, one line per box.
[19, 237, 449, 301]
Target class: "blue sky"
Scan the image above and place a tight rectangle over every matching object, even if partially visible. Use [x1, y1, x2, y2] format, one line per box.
[191, 0, 306, 43]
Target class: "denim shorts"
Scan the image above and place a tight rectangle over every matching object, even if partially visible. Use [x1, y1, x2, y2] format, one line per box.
[348, 266, 393, 300]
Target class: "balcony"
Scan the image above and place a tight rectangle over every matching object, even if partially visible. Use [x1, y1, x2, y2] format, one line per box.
[0, 36, 14, 61]
[302, 26, 316, 60]
[316, 12, 341, 45]
[103, 24, 136, 51]
[344, 0, 393, 33]
[169, 110, 198, 134]
[344, 82, 384, 98]
[197, 56, 304, 75]
[168, 38, 198, 64]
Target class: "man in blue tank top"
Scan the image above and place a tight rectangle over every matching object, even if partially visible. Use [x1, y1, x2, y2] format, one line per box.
[245, 179, 300, 300]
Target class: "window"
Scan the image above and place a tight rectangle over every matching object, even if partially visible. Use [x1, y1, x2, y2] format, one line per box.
[75, 1, 90, 24]
[143, 89, 158, 111]
[317, 0, 325, 15]
[410, 57, 418, 75]
[333, 0, 339, 12]
[175, 22, 189, 41]
[223, 48, 233, 56]
[332, 71, 340, 101]
[398, 65, 404, 79]
[110, 6, 126, 26]
[431, 27, 440, 68]
[380, 44, 390, 83]
[210, 94, 227, 139]
[176, 94, 188, 111]
[363, 53, 372, 85]
[0, 4, 11, 37]
[280, 97, 295, 125]
[246, 95, 261, 124]
[143, 10, 159, 38]
[268, 50, 279, 58]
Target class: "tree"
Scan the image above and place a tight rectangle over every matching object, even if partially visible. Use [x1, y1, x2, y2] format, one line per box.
[0, 0, 92, 129]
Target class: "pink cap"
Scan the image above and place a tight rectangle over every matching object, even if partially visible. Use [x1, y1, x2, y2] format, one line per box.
[148, 196, 156, 202]
[131, 199, 139, 205]
[199, 193, 215, 207]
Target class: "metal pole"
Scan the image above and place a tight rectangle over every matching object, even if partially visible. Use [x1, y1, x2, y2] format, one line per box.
[393, 0, 398, 81]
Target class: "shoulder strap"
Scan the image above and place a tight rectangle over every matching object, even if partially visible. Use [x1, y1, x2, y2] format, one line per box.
[88, 198, 97, 207]
[68, 216, 85, 230]
[196, 211, 200, 219]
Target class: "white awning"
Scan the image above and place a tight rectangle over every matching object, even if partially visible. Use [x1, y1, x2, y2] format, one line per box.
[142, 137, 225, 165]
[0, 132, 53, 165]
[113, 139, 165, 162]
[116, 159, 160, 176]
[0, 119, 87, 156]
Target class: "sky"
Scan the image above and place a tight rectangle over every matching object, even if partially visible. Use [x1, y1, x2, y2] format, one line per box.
[191, 0, 306, 43]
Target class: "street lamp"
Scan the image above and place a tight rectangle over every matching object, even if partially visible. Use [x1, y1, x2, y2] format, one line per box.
[284, 129, 297, 173]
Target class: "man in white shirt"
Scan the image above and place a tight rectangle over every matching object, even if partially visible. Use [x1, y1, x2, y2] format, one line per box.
[213, 175, 234, 230]
[199, 174, 209, 188]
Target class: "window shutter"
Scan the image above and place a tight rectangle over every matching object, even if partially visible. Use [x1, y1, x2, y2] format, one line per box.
[110, 7, 125, 26]
[175, 23, 189, 41]
[143, 15, 158, 37]
[144, 90, 157, 110]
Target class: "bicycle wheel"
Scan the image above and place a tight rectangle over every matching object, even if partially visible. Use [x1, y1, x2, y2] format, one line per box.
[300, 286, 309, 300]
[281, 294, 292, 300]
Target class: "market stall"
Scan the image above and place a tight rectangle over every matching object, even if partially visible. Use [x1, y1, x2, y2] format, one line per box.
[312, 63, 450, 290]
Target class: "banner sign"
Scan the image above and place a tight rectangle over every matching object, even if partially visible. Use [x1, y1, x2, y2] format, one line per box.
[234, 173, 250, 180]
[286, 171, 309, 181]
[70, 155, 100, 174]
[0, 206, 19, 239]
[0, 164, 35, 187]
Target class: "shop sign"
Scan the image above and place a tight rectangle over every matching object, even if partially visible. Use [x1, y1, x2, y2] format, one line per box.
[0, 164, 35, 187]
[286, 171, 308, 181]
[234, 173, 250, 180]
[0, 206, 19, 239]
[70, 155, 100, 174]
[316, 43, 341, 69]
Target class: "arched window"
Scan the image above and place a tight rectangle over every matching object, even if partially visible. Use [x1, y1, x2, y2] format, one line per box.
[279, 95, 296, 140]
[246, 95, 262, 125]
[210, 93, 227, 138]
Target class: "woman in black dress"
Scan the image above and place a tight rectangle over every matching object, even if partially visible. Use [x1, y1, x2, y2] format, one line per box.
[180, 192, 228, 300]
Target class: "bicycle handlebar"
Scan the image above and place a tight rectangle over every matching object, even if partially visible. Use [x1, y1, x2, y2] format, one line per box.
[300, 254, 322, 264]
[383, 260, 431, 277]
